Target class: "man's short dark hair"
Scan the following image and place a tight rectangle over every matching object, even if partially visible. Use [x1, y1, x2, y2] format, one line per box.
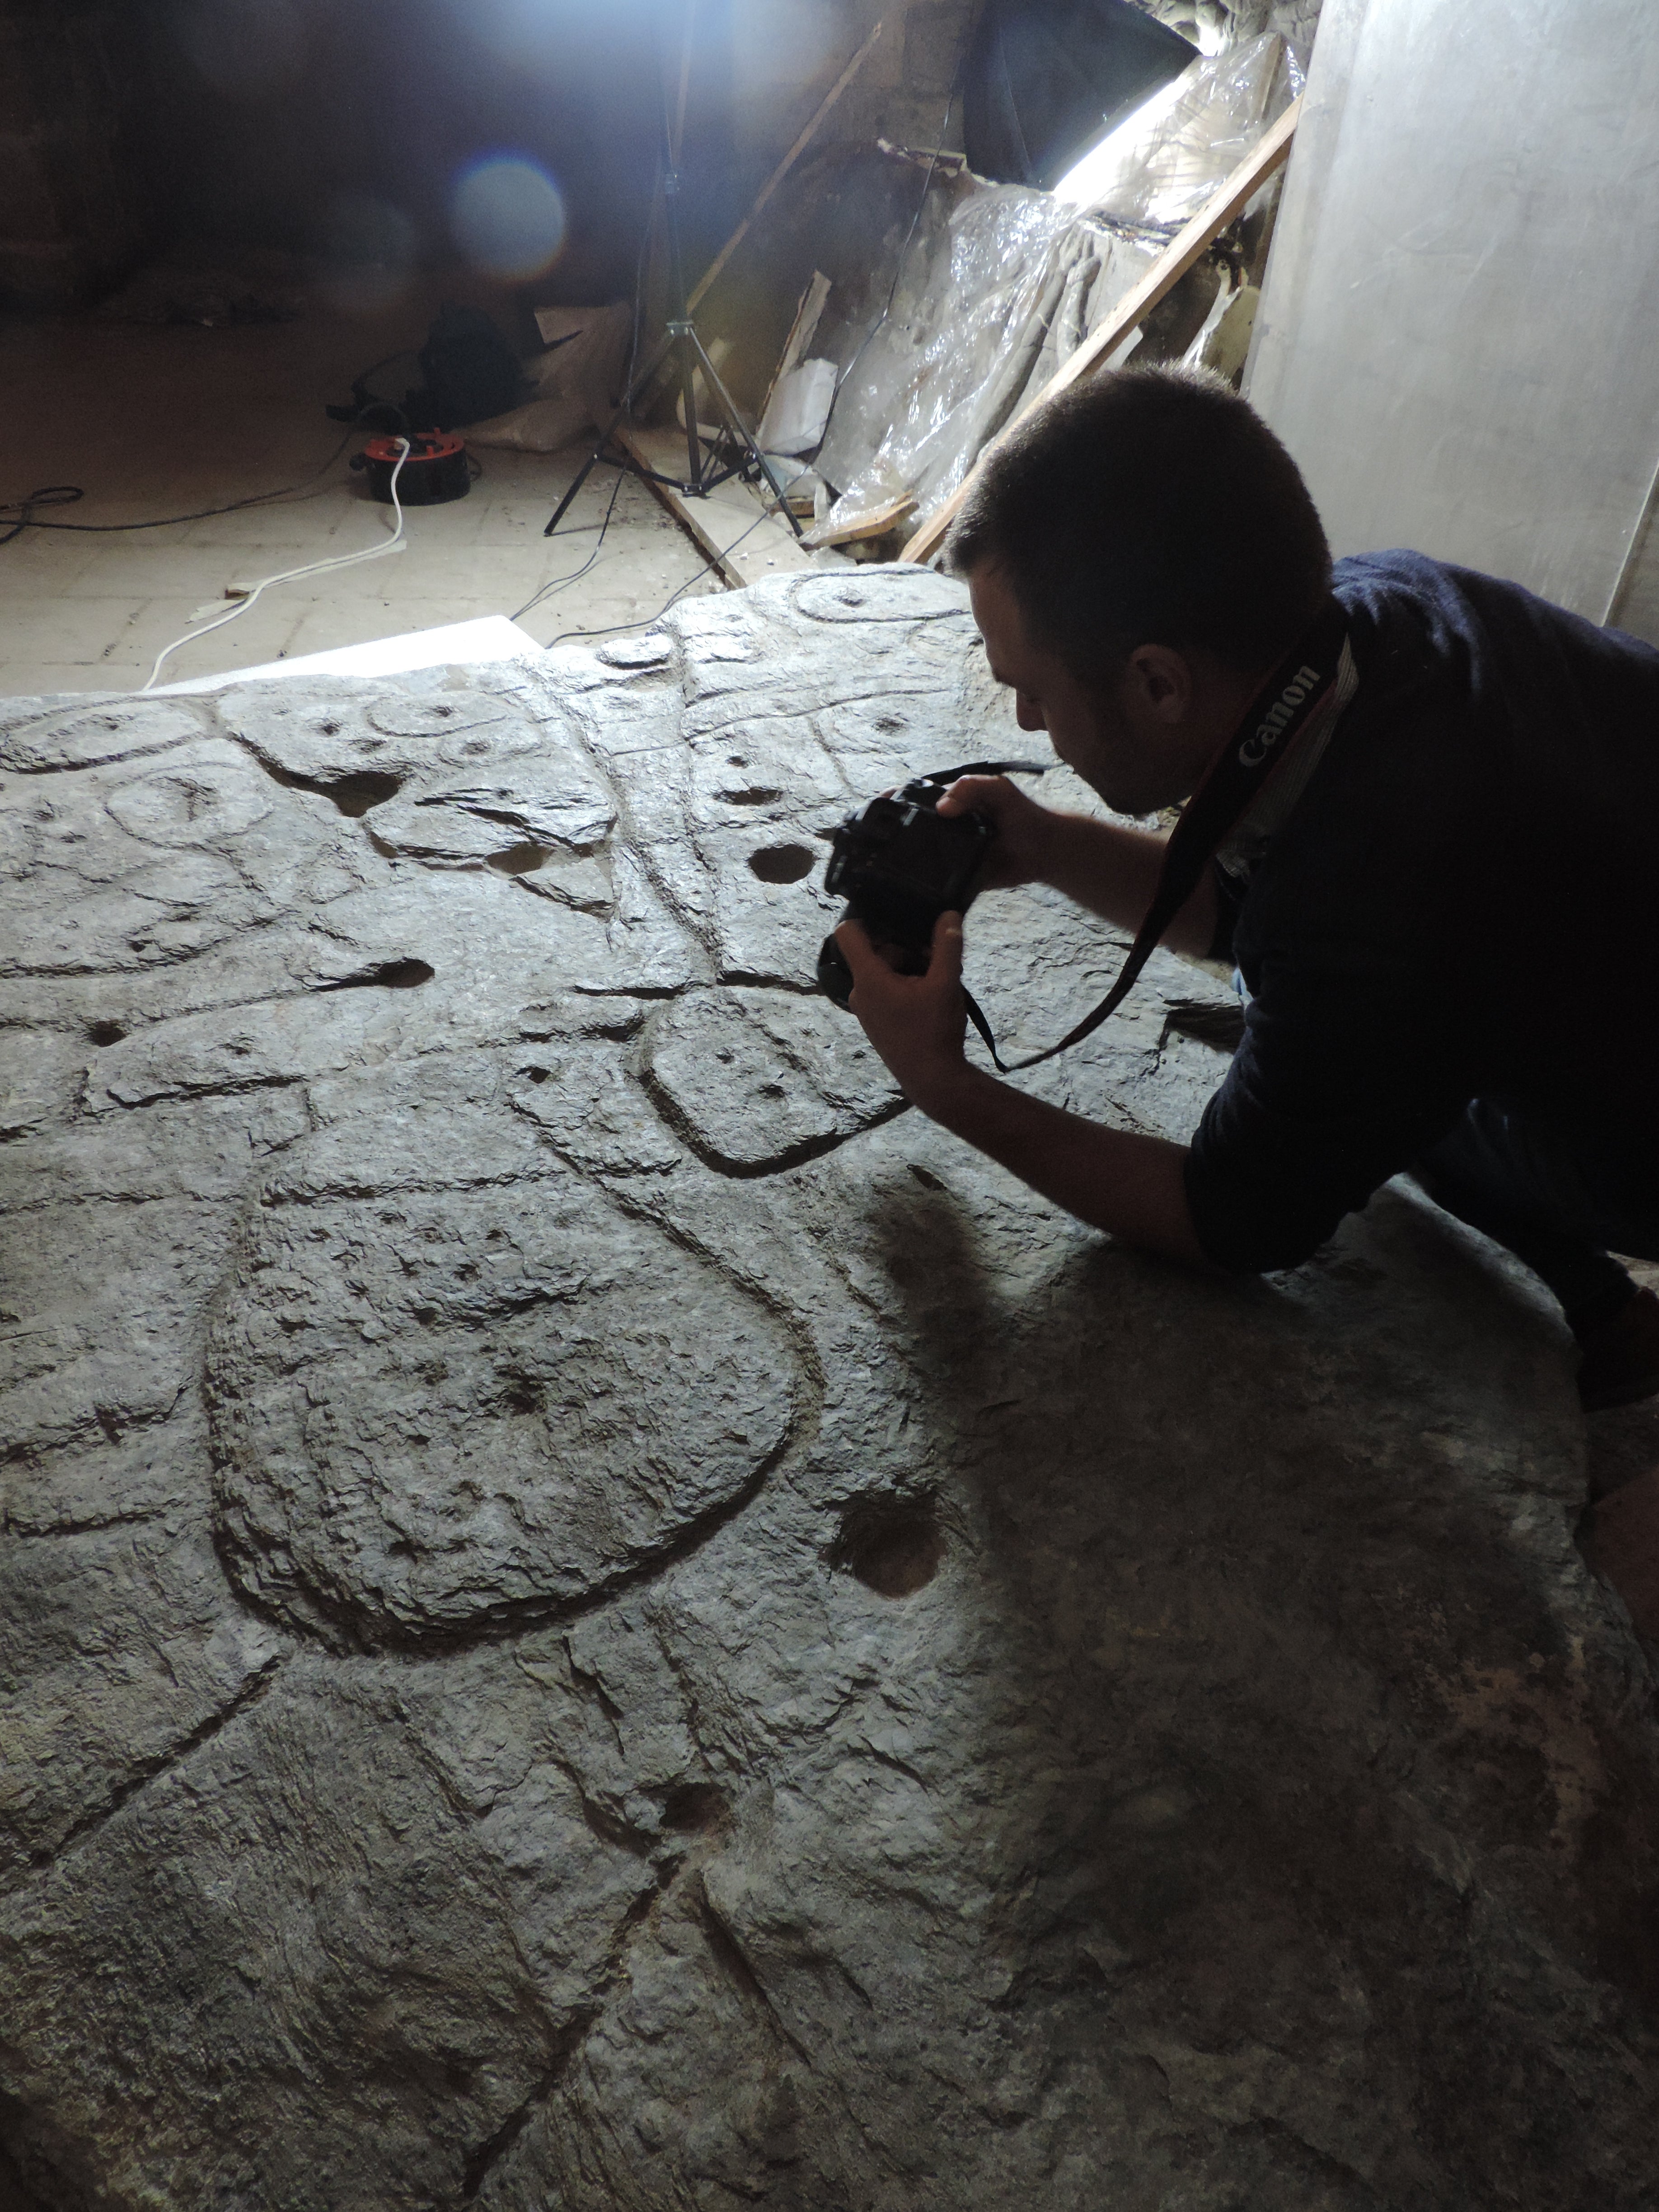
[945, 366, 1333, 677]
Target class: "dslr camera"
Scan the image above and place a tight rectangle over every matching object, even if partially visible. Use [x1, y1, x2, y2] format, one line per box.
[816, 761, 1045, 1008]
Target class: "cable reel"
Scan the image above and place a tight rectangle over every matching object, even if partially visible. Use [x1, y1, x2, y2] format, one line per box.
[351, 430, 471, 507]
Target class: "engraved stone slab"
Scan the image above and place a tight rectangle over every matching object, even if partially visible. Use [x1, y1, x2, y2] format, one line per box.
[2, 564, 1657, 2212]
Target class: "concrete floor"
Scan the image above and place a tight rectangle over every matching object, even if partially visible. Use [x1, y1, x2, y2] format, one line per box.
[0, 276, 735, 697]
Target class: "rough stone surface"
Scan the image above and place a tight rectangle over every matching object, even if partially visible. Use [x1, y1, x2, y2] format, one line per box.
[1, 566, 1656, 2212]
[210, 1165, 799, 1645]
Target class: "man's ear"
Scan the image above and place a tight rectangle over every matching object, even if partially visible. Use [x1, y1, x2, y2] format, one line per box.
[1122, 643, 1195, 722]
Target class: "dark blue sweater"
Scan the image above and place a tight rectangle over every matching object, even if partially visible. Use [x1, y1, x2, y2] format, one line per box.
[1183, 550, 1659, 1273]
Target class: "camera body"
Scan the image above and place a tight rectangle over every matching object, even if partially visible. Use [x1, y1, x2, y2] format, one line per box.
[816, 771, 998, 1009]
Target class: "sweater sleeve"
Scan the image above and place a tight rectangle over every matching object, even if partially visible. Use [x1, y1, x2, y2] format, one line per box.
[1206, 859, 1249, 965]
[1183, 952, 1471, 1274]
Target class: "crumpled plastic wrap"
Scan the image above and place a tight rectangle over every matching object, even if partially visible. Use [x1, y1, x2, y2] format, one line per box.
[811, 194, 1158, 544]
[1064, 32, 1303, 228]
[810, 33, 1302, 548]
[466, 302, 631, 455]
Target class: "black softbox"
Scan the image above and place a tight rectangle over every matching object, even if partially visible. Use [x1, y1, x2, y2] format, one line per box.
[963, 0, 1197, 191]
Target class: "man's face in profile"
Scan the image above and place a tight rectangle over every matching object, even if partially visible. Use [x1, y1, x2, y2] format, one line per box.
[967, 562, 1194, 817]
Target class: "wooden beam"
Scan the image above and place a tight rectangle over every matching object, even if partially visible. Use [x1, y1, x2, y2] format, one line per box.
[803, 491, 916, 549]
[758, 268, 833, 432]
[615, 426, 817, 590]
[900, 97, 1303, 567]
[686, 19, 885, 316]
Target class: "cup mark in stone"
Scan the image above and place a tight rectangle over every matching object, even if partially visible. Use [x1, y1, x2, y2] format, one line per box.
[826, 1491, 945, 1598]
[747, 844, 815, 884]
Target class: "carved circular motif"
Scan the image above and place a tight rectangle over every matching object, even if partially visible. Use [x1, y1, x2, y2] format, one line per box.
[0, 701, 202, 774]
[366, 690, 513, 739]
[792, 569, 965, 623]
[105, 759, 272, 845]
[209, 1154, 797, 1645]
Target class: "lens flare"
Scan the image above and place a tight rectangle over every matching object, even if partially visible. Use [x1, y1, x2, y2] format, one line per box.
[450, 157, 568, 282]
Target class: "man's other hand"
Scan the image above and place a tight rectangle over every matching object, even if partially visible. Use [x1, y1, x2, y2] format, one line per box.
[935, 775, 1054, 891]
[836, 911, 968, 1111]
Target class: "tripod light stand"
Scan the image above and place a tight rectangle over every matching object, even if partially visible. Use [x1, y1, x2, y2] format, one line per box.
[543, 3, 806, 544]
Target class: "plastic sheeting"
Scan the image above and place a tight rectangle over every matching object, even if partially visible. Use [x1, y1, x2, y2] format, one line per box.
[810, 34, 1300, 549]
[812, 196, 1158, 543]
[1054, 33, 1300, 225]
[757, 358, 839, 455]
[466, 303, 631, 455]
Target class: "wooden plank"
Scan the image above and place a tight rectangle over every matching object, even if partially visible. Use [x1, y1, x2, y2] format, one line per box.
[616, 426, 818, 590]
[803, 492, 916, 549]
[758, 268, 833, 433]
[900, 97, 1303, 567]
[686, 19, 885, 315]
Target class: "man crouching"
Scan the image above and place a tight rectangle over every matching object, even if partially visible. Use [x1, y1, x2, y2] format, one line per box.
[836, 366, 1659, 1412]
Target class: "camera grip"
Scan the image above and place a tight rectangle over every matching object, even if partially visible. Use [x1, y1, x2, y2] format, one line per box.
[817, 932, 856, 1010]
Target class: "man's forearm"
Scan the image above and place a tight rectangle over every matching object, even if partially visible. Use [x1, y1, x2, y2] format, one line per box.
[909, 1061, 1209, 1265]
[1037, 811, 1217, 959]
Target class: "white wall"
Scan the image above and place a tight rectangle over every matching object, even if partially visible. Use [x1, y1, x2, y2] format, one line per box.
[1248, 0, 1659, 634]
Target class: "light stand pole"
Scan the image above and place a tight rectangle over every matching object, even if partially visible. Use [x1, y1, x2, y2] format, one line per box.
[543, 2, 806, 543]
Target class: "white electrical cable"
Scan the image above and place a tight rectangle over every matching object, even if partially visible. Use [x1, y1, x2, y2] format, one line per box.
[140, 438, 414, 692]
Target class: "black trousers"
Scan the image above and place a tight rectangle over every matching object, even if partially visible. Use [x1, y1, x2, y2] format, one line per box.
[1415, 1100, 1659, 1335]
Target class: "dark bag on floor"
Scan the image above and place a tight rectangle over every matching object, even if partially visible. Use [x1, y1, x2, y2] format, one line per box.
[327, 305, 527, 433]
[414, 305, 526, 429]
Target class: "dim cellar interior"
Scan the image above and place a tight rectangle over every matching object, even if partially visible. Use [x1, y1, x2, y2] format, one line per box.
[2, 4, 1658, 2207]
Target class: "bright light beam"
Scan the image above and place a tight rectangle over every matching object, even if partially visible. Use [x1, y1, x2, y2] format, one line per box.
[1051, 67, 1194, 209]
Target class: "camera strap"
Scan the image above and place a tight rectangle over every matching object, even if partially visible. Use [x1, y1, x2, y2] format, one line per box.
[988, 598, 1351, 1074]
[903, 759, 1052, 796]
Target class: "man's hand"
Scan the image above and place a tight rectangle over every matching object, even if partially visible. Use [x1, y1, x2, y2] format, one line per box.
[939, 774, 1221, 957]
[835, 911, 969, 1112]
[837, 904, 1209, 1269]
[934, 774, 1056, 891]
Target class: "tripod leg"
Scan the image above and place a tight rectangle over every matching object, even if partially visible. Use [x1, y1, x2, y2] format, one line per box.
[544, 443, 604, 539]
[690, 333, 808, 538]
[670, 322, 703, 487]
[659, 71, 703, 491]
[542, 332, 676, 536]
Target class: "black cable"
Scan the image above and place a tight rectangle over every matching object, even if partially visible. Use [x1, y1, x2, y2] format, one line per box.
[345, 345, 420, 405]
[511, 466, 626, 622]
[0, 427, 359, 538]
[534, 505, 772, 650]
[0, 485, 81, 546]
